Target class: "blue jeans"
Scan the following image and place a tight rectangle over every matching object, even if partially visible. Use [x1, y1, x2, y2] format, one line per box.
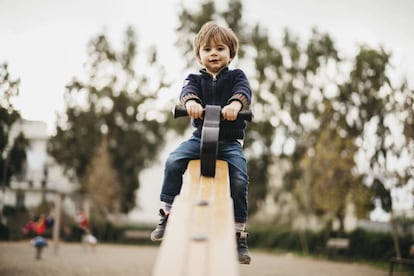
[160, 136, 249, 223]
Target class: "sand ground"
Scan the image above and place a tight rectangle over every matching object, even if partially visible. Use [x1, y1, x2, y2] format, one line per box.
[0, 241, 408, 276]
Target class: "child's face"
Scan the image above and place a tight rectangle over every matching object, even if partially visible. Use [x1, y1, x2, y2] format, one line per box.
[198, 39, 231, 75]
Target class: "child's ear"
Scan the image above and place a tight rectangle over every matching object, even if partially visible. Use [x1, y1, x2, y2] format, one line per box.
[196, 56, 203, 65]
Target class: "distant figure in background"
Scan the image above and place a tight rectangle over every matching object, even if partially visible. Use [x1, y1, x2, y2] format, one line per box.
[83, 232, 98, 252]
[22, 215, 51, 260]
[75, 209, 97, 252]
[75, 209, 89, 235]
[31, 235, 47, 259]
[23, 213, 55, 237]
[22, 215, 44, 237]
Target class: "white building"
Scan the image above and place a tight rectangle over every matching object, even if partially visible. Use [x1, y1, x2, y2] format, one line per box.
[1, 119, 79, 214]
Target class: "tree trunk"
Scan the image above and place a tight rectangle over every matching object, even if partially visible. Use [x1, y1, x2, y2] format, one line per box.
[298, 229, 309, 254]
[390, 214, 401, 258]
[336, 210, 345, 236]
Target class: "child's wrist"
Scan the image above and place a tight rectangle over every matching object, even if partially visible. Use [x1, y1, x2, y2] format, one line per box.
[229, 100, 242, 111]
[185, 100, 199, 109]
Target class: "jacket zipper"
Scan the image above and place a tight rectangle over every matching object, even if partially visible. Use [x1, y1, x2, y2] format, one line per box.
[212, 76, 217, 105]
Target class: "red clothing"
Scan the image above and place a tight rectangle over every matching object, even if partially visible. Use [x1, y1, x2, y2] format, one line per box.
[23, 218, 46, 235]
[36, 219, 46, 235]
[76, 213, 89, 229]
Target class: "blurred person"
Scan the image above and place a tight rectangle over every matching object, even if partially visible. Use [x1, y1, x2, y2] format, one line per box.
[75, 209, 89, 235]
[31, 235, 47, 260]
[22, 214, 49, 237]
[22, 216, 40, 237]
[22, 214, 49, 260]
[83, 232, 98, 252]
[75, 209, 98, 252]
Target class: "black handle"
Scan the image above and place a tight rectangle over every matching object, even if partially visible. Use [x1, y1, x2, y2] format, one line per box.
[238, 110, 253, 122]
[173, 106, 189, 118]
[173, 105, 253, 122]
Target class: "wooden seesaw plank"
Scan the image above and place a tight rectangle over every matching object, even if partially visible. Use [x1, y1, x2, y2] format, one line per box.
[152, 160, 239, 276]
[209, 161, 238, 276]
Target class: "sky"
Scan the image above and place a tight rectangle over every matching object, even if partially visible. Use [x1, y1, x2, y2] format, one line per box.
[1, 0, 413, 135]
[1, 0, 413, 219]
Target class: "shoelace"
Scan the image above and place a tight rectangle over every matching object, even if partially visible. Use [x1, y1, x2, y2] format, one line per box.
[158, 209, 169, 225]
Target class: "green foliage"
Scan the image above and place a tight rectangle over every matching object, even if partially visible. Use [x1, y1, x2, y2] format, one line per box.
[8, 133, 29, 180]
[48, 28, 171, 212]
[2, 204, 28, 216]
[176, 1, 216, 67]
[90, 221, 123, 242]
[0, 62, 28, 187]
[0, 223, 9, 240]
[298, 105, 374, 232]
[403, 89, 414, 139]
[250, 227, 304, 251]
[248, 226, 412, 262]
[347, 228, 412, 261]
[305, 29, 339, 73]
[0, 63, 20, 109]
[1, 205, 30, 240]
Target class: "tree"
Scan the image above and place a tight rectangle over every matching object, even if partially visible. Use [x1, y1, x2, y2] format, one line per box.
[48, 27, 171, 212]
[401, 83, 414, 199]
[301, 102, 372, 234]
[0, 62, 28, 189]
[83, 136, 121, 223]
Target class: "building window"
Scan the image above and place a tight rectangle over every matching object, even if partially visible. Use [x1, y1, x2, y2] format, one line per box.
[16, 191, 25, 208]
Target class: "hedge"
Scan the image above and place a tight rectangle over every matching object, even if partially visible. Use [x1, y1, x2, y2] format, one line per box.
[247, 226, 412, 262]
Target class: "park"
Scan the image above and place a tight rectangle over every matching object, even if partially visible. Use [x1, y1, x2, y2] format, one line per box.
[1, 0, 414, 275]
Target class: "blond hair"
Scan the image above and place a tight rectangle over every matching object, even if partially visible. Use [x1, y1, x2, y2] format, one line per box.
[193, 21, 239, 64]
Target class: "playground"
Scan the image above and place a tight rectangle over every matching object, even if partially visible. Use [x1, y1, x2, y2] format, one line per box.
[1, 107, 410, 276]
[0, 241, 407, 276]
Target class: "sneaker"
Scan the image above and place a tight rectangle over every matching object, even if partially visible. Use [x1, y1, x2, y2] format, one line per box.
[150, 209, 169, 241]
[236, 231, 251, 264]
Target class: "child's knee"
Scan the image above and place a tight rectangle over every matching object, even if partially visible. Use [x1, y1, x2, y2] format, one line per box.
[231, 172, 248, 190]
[165, 156, 179, 171]
[165, 156, 188, 175]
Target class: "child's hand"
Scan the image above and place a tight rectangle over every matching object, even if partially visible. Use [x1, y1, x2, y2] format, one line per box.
[185, 100, 203, 119]
[222, 101, 242, 121]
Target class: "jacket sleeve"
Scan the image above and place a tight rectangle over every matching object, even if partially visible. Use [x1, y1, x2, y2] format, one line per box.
[179, 74, 202, 106]
[229, 69, 252, 109]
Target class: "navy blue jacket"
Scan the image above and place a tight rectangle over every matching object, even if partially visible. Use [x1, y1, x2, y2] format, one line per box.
[180, 67, 252, 140]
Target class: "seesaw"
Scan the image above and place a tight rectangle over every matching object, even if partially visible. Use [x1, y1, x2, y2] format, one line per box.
[152, 105, 252, 276]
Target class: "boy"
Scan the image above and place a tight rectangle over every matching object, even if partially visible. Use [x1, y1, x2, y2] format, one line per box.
[151, 21, 252, 264]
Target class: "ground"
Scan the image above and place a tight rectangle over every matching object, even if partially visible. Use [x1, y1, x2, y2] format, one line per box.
[0, 241, 408, 276]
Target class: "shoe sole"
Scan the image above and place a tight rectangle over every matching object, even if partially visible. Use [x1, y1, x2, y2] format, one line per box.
[239, 257, 251, 265]
[150, 235, 163, 242]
